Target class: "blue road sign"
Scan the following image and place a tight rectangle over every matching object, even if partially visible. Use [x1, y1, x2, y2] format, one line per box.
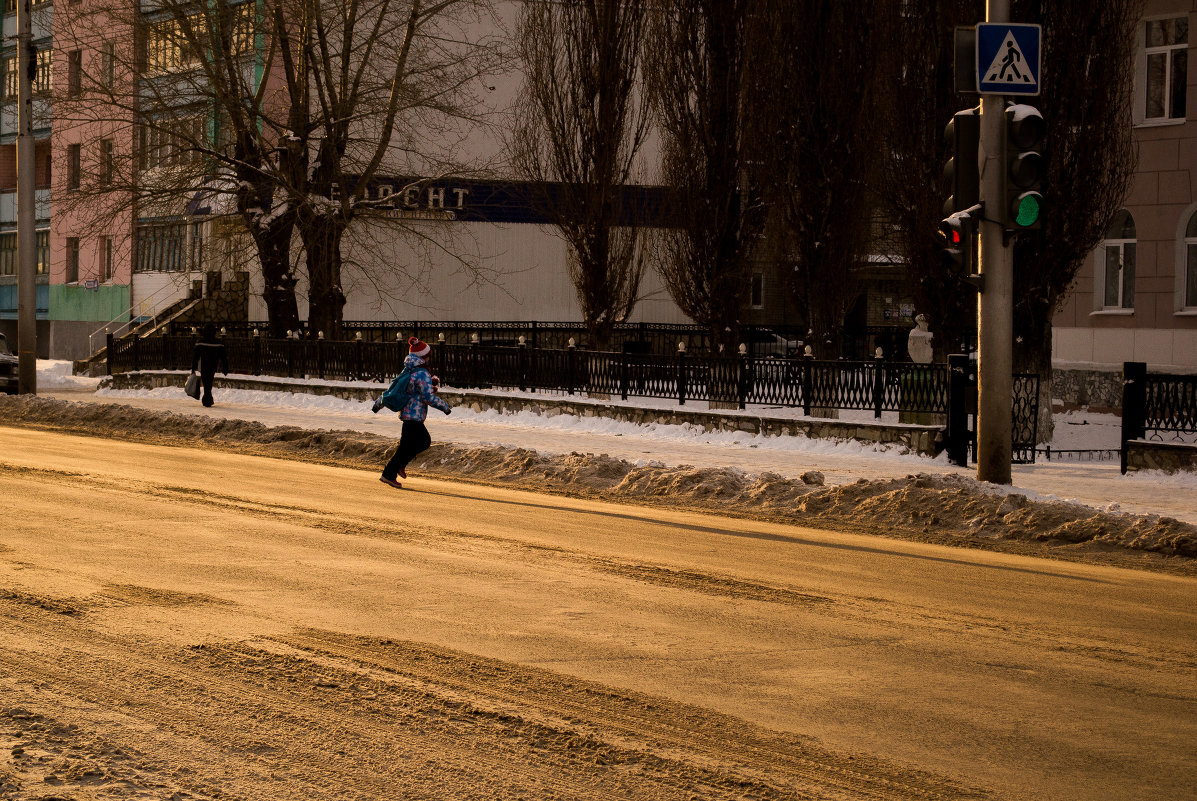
[977, 23, 1041, 96]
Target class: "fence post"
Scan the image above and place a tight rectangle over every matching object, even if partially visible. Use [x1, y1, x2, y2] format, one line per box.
[946, 353, 971, 467]
[1120, 361, 1147, 475]
[470, 336, 480, 389]
[737, 345, 748, 410]
[253, 330, 262, 376]
[620, 342, 629, 401]
[518, 337, 527, 392]
[567, 338, 576, 395]
[677, 341, 687, 405]
[132, 334, 140, 373]
[801, 348, 813, 417]
[317, 332, 326, 379]
[354, 333, 363, 380]
[106, 333, 114, 375]
[873, 348, 885, 419]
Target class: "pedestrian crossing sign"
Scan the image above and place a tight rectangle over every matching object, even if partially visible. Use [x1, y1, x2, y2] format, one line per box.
[976, 23, 1041, 96]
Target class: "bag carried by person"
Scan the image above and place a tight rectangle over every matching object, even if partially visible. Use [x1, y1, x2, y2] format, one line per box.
[184, 373, 201, 400]
[378, 367, 416, 412]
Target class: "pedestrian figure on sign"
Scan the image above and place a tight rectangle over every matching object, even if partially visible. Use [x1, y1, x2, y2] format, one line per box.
[997, 41, 1026, 82]
[190, 323, 229, 408]
[373, 336, 451, 489]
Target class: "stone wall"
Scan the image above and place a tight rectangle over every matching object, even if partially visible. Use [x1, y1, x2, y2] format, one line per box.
[103, 370, 947, 457]
[1125, 440, 1197, 474]
[1052, 368, 1123, 411]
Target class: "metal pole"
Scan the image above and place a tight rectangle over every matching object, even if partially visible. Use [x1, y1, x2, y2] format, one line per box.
[16, 0, 36, 394]
[976, 0, 1012, 484]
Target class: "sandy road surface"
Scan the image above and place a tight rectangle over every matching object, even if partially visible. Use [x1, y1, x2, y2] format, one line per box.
[1, 426, 1195, 801]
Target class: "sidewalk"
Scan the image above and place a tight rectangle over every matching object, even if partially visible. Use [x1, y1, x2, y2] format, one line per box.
[35, 361, 1197, 525]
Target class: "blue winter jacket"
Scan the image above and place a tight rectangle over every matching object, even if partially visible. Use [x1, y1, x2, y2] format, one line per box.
[394, 354, 452, 422]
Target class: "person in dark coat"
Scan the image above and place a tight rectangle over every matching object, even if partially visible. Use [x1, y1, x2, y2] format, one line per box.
[378, 337, 451, 489]
[190, 324, 229, 407]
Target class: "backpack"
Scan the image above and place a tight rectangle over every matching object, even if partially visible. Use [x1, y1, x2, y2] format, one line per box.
[379, 367, 417, 412]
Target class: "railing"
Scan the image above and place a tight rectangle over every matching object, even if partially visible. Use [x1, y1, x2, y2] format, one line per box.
[87, 280, 191, 355]
[108, 335, 951, 416]
[1121, 361, 1197, 473]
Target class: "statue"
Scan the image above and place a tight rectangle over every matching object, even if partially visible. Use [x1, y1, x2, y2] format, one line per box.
[907, 314, 933, 364]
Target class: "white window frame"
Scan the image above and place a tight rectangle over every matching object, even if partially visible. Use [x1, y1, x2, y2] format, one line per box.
[1177, 205, 1197, 314]
[1136, 14, 1190, 125]
[101, 235, 114, 282]
[1094, 210, 1136, 313]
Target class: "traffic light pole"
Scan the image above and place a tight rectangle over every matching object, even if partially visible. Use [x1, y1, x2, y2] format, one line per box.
[976, 0, 1011, 484]
[16, 0, 37, 395]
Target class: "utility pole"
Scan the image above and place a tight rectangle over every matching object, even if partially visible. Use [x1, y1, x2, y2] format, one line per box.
[16, 0, 37, 395]
[976, 0, 1011, 484]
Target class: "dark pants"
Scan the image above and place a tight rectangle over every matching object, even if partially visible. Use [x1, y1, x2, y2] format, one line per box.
[200, 371, 216, 407]
[383, 421, 431, 479]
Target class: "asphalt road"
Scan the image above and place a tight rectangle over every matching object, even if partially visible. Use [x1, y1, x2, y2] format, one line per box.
[1, 425, 1195, 800]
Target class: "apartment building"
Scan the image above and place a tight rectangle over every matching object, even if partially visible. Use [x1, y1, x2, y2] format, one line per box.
[1052, 0, 1196, 372]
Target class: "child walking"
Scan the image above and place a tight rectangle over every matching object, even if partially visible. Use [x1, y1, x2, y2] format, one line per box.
[376, 337, 451, 489]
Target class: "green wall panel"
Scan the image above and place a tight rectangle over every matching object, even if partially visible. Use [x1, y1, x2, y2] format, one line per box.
[48, 284, 130, 323]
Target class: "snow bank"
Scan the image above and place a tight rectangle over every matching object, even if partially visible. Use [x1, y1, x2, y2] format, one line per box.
[3, 394, 1194, 574]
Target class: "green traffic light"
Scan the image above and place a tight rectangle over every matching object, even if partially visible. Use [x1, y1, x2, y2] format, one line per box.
[1014, 192, 1042, 227]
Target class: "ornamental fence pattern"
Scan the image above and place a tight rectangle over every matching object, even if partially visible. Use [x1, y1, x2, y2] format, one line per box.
[108, 334, 952, 416]
[1121, 361, 1197, 473]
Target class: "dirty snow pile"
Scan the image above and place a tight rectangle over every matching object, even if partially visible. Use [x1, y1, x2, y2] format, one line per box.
[2, 394, 1194, 570]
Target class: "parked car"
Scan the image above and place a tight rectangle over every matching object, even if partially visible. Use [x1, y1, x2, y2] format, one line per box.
[745, 328, 801, 358]
[0, 333, 18, 394]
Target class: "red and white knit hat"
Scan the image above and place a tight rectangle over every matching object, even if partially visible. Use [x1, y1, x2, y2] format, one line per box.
[408, 336, 431, 359]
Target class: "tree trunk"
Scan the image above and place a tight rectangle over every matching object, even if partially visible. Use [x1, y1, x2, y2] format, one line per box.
[302, 220, 347, 340]
[1013, 311, 1054, 444]
[250, 221, 300, 339]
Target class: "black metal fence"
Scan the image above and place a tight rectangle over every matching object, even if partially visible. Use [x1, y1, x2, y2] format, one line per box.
[166, 320, 929, 360]
[1121, 361, 1197, 473]
[109, 334, 951, 416]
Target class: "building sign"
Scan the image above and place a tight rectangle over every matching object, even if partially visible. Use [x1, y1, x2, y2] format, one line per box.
[187, 176, 677, 227]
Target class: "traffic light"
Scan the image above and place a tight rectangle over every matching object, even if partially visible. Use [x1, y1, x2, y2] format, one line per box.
[943, 107, 980, 217]
[939, 204, 981, 273]
[1002, 104, 1045, 230]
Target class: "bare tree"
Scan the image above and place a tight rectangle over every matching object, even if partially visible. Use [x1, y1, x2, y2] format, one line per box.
[1009, 0, 1141, 438]
[749, 0, 898, 358]
[874, 0, 984, 360]
[52, 0, 506, 338]
[511, 0, 651, 351]
[647, 0, 766, 351]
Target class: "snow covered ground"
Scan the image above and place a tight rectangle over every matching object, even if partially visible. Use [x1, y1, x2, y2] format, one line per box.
[34, 359, 1197, 524]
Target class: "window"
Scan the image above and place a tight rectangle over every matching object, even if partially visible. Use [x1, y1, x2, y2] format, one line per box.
[34, 47, 52, 95]
[36, 230, 48, 275]
[1145, 16, 1188, 121]
[750, 272, 764, 309]
[101, 236, 114, 281]
[1185, 211, 1197, 309]
[99, 139, 114, 186]
[101, 42, 115, 90]
[1, 56, 14, 101]
[1097, 210, 1136, 310]
[67, 50, 82, 97]
[0, 233, 14, 276]
[143, 18, 197, 73]
[189, 222, 204, 271]
[66, 238, 80, 283]
[0, 231, 48, 275]
[135, 222, 188, 272]
[67, 143, 81, 190]
[138, 115, 204, 170]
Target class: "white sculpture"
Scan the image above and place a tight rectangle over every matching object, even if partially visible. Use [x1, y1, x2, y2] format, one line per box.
[907, 314, 933, 364]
